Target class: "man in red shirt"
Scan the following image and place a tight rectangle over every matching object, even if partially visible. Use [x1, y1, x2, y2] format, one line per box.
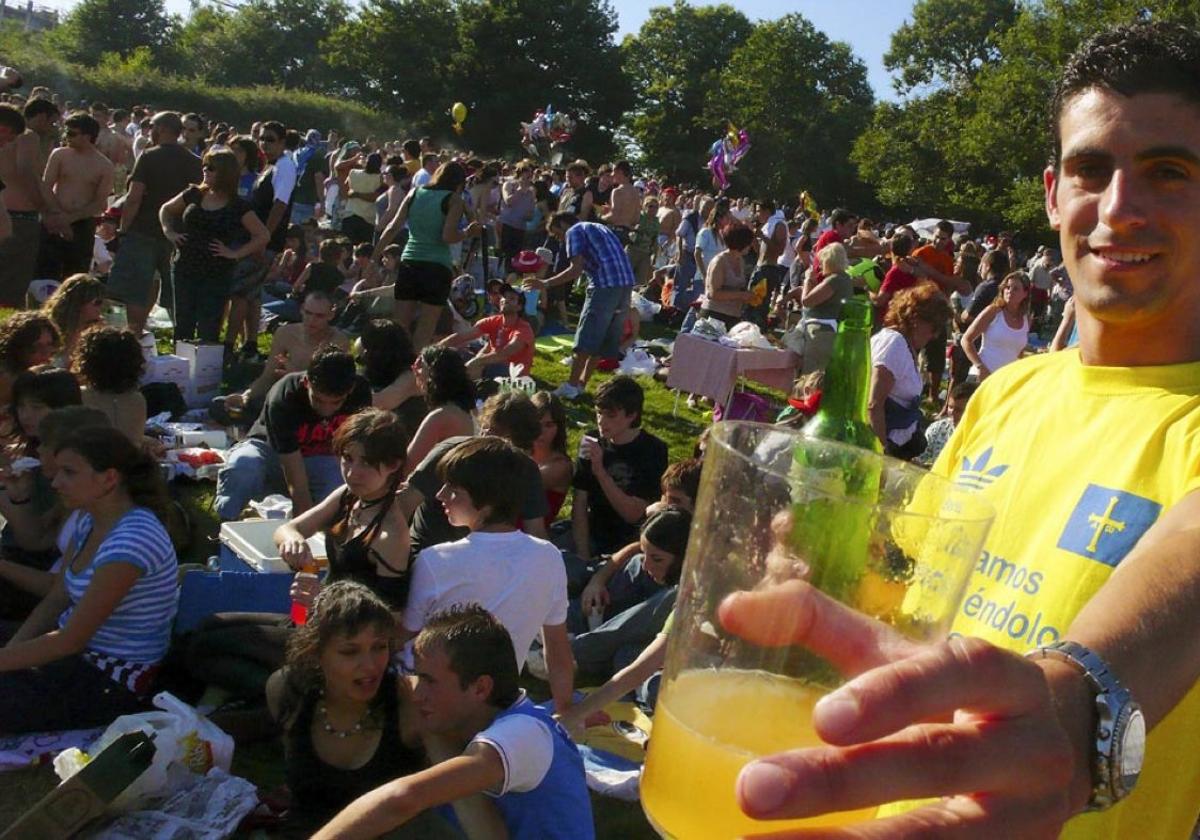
[808, 208, 858, 284]
[911, 219, 971, 395]
[439, 282, 535, 379]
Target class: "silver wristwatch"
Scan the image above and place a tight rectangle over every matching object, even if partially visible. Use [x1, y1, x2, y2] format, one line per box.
[1027, 640, 1145, 811]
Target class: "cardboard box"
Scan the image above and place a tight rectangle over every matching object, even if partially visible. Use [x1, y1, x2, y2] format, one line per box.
[176, 341, 224, 408]
[0, 731, 155, 840]
[138, 331, 157, 365]
[141, 354, 190, 387]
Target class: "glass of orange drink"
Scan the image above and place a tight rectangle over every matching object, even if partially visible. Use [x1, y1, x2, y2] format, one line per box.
[640, 423, 995, 838]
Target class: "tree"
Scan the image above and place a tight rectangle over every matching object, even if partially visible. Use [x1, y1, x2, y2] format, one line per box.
[884, 0, 1017, 94]
[714, 14, 874, 204]
[324, 0, 460, 125]
[855, 0, 1200, 234]
[621, 1, 754, 183]
[450, 0, 633, 160]
[47, 0, 178, 67]
[175, 0, 349, 90]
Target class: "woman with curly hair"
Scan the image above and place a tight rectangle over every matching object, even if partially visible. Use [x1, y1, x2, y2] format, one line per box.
[403, 346, 475, 475]
[264, 581, 433, 837]
[0, 313, 59, 413]
[73, 326, 147, 445]
[42, 274, 104, 363]
[869, 283, 954, 459]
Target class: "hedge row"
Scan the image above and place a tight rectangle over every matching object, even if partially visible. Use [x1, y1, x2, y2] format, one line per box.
[6, 39, 401, 139]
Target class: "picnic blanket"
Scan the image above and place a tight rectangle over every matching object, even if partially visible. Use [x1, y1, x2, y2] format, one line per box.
[0, 727, 104, 772]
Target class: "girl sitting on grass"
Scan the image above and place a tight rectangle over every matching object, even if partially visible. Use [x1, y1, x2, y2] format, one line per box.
[0, 426, 178, 733]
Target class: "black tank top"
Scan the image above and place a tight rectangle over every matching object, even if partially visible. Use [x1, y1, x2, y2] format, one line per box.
[284, 670, 425, 829]
[324, 487, 409, 609]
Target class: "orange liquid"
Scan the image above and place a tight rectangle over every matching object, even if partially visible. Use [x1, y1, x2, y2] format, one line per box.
[641, 669, 877, 838]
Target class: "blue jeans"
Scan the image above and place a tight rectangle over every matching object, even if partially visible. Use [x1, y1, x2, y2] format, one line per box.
[214, 438, 343, 521]
[262, 296, 301, 324]
[567, 554, 667, 635]
[671, 258, 700, 309]
[290, 203, 316, 225]
[571, 584, 677, 680]
[574, 285, 631, 357]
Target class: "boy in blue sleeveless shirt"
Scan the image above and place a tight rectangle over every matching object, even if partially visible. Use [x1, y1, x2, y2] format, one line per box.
[314, 605, 594, 840]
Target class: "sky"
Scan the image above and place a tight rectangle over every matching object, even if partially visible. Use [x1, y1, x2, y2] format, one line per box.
[32, 0, 914, 99]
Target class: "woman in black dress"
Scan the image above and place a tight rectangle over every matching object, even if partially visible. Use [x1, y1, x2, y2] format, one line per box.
[160, 149, 269, 342]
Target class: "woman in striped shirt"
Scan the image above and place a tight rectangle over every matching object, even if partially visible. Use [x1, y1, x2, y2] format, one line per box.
[0, 427, 178, 733]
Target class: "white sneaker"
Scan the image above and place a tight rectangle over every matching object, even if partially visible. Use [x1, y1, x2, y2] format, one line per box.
[525, 645, 549, 680]
[552, 383, 582, 400]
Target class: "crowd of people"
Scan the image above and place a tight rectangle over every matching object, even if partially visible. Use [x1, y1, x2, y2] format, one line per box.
[0, 17, 1196, 840]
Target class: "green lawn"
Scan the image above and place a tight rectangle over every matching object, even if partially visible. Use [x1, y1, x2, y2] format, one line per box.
[0, 310, 786, 837]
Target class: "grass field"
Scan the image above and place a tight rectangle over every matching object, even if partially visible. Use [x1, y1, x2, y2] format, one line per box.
[0, 311, 787, 837]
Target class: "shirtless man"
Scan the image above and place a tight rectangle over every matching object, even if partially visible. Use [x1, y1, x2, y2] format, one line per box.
[93, 103, 132, 192]
[656, 187, 681, 265]
[217, 289, 350, 422]
[42, 112, 114, 278]
[0, 101, 63, 305]
[601, 160, 640, 245]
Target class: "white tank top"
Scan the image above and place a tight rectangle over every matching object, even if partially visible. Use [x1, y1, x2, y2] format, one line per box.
[972, 309, 1029, 376]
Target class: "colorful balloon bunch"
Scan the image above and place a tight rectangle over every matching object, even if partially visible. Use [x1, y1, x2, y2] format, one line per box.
[521, 104, 576, 154]
[707, 123, 751, 191]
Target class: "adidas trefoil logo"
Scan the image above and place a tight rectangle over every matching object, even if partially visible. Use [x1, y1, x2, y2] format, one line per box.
[956, 447, 1009, 491]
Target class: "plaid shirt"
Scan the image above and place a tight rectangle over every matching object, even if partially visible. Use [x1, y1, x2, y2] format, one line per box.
[566, 222, 635, 289]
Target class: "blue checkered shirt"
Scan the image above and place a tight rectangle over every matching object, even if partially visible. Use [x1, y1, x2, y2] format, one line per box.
[566, 222, 635, 289]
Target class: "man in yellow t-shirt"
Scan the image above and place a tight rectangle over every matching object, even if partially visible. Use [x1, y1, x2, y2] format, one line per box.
[724, 21, 1200, 839]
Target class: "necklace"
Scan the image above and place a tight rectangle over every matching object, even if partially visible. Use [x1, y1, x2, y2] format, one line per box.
[357, 493, 388, 511]
[318, 691, 374, 738]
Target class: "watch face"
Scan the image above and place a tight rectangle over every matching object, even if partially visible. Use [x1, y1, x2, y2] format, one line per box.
[1117, 707, 1146, 794]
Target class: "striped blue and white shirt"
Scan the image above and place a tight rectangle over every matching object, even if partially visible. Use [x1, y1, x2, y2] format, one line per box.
[566, 222, 635, 290]
[58, 508, 179, 666]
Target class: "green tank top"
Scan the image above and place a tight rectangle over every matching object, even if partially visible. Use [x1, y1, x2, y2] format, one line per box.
[402, 188, 453, 267]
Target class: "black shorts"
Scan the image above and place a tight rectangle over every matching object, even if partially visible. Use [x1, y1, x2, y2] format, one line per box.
[395, 260, 453, 306]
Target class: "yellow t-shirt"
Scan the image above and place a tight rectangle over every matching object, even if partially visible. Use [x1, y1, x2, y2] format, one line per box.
[927, 348, 1200, 839]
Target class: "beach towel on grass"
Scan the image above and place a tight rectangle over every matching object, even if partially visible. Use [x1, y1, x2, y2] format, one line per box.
[576, 698, 653, 802]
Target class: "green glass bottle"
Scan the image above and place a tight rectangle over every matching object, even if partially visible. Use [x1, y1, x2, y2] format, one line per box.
[802, 297, 881, 452]
[788, 296, 883, 601]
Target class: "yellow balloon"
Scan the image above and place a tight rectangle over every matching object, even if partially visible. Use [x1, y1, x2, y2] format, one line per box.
[452, 102, 468, 124]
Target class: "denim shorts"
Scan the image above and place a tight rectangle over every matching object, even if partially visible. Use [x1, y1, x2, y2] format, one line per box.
[574, 284, 631, 357]
[106, 231, 173, 308]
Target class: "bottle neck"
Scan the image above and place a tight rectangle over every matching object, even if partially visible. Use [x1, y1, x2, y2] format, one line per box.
[801, 298, 879, 450]
[816, 301, 873, 425]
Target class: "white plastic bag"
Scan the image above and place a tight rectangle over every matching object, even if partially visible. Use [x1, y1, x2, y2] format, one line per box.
[249, 494, 293, 520]
[618, 348, 658, 377]
[55, 692, 234, 813]
[689, 316, 728, 342]
[630, 292, 660, 322]
[727, 321, 774, 349]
